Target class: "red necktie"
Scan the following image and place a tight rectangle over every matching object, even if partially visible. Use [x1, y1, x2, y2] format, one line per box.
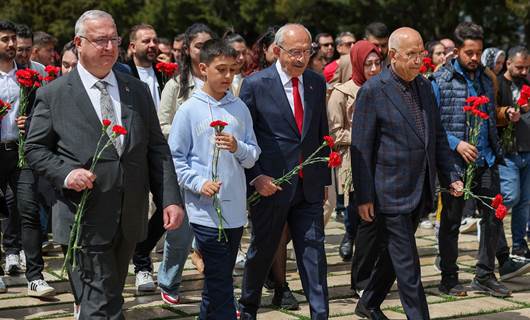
[291, 77, 304, 178]
[291, 77, 304, 133]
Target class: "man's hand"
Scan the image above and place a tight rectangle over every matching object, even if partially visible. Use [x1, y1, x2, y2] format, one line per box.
[456, 141, 478, 164]
[358, 202, 375, 222]
[66, 168, 96, 192]
[254, 175, 282, 197]
[507, 107, 521, 122]
[201, 180, 222, 197]
[163, 204, 185, 230]
[215, 132, 238, 153]
[16, 116, 27, 134]
[449, 180, 464, 197]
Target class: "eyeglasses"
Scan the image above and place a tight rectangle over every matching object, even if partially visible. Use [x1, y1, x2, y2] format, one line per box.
[396, 50, 428, 61]
[80, 36, 122, 49]
[278, 45, 313, 58]
[340, 41, 355, 47]
[320, 42, 334, 47]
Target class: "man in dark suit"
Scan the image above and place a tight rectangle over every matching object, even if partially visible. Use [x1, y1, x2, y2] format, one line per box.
[238, 23, 331, 320]
[24, 10, 184, 319]
[125, 23, 167, 292]
[351, 27, 463, 320]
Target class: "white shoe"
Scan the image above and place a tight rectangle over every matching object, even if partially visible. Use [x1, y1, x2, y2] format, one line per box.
[5, 254, 21, 275]
[19, 250, 26, 268]
[28, 279, 56, 297]
[0, 277, 6, 293]
[460, 217, 479, 234]
[420, 219, 434, 229]
[135, 271, 156, 292]
[73, 303, 80, 320]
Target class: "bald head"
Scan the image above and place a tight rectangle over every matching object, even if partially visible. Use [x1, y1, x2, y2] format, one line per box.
[388, 27, 423, 52]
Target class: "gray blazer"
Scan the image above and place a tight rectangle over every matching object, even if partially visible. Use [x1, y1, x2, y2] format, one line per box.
[25, 67, 182, 245]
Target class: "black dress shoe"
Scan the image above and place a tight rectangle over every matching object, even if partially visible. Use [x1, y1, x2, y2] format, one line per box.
[355, 302, 389, 320]
[339, 232, 353, 261]
[271, 283, 299, 310]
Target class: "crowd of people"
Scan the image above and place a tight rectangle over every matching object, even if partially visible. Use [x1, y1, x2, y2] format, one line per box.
[0, 8, 530, 320]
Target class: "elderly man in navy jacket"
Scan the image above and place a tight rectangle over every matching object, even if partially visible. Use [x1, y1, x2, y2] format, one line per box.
[351, 27, 463, 320]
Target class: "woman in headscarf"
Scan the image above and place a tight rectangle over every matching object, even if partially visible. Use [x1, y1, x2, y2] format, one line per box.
[326, 40, 382, 264]
[481, 47, 506, 75]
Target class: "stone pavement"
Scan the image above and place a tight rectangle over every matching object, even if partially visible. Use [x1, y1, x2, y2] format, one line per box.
[1, 215, 529, 319]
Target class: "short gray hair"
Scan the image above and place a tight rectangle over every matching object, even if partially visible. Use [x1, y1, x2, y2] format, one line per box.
[274, 23, 312, 46]
[75, 10, 115, 37]
[335, 32, 355, 45]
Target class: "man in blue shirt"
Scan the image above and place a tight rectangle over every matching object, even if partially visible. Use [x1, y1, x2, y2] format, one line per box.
[431, 22, 530, 298]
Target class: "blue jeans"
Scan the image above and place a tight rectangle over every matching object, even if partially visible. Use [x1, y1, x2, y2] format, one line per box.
[192, 223, 243, 320]
[157, 213, 194, 296]
[499, 152, 530, 250]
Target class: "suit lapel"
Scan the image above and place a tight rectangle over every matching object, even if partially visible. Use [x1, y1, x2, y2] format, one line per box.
[265, 67, 300, 137]
[116, 73, 134, 155]
[69, 69, 103, 137]
[301, 72, 315, 140]
[381, 71, 425, 144]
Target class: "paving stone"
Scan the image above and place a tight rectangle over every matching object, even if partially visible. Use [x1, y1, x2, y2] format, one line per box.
[457, 307, 530, 319]
[428, 296, 519, 318]
[256, 308, 298, 319]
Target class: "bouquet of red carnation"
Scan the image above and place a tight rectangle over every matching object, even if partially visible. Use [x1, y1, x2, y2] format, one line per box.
[43, 65, 61, 82]
[501, 84, 530, 154]
[62, 120, 127, 276]
[419, 57, 436, 76]
[462, 95, 490, 200]
[156, 62, 178, 87]
[247, 136, 341, 206]
[0, 99, 11, 119]
[16, 68, 43, 168]
[210, 120, 229, 241]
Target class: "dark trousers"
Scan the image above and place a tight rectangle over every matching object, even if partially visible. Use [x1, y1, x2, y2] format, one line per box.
[360, 202, 430, 320]
[17, 168, 45, 281]
[68, 228, 136, 320]
[351, 218, 378, 291]
[239, 181, 329, 320]
[439, 166, 503, 280]
[0, 148, 21, 256]
[344, 192, 360, 236]
[192, 223, 243, 320]
[132, 200, 164, 274]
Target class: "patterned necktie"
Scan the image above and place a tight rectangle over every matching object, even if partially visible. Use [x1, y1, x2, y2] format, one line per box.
[93, 80, 123, 155]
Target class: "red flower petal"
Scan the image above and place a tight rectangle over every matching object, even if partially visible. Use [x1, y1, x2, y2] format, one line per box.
[327, 152, 342, 168]
[323, 135, 335, 148]
[495, 204, 507, 220]
[210, 120, 228, 128]
[491, 193, 503, 209]
[112, 125, 127, 135]
[102, 119, 112, 127]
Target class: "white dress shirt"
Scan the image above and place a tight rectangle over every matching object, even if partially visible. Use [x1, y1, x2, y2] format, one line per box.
[76, 62, 124, 145]
[275, 60, 305, 114]
[136, 66, 160, 110]
[0, 61, 19, 142]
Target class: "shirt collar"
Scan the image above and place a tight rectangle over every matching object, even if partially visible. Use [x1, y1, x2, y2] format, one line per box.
[0, 60, 17, 77]
[275, 60, 304, 86]
[453, 59, 482, 81]
[77, 62, 118, 89]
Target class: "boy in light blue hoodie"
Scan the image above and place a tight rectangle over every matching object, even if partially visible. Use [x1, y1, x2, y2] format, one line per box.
[168, 39, 260, 319]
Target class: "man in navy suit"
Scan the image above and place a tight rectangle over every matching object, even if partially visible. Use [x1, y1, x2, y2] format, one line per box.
[238, 24, 331, 320]
[351, 27, 464, 320]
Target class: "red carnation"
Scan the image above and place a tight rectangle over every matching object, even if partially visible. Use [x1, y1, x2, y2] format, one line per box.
[16, 68, 42, 88]
[495, 204, 508, 220]
[102, 119, 112, 127]
[491, 193, 503, 209]
[517, 84, 530, 107]
[44, 65, 61, 82]
[327, 151, 342, 168]
[156, 62, 178, 78]
[112, 125, 127, 136]
[210, 120, 228, 128]
[0, 99, 11, 119]
[463, 105, 474, 112]
[478, 111, 489, 120]
[323, 135, 335, 148]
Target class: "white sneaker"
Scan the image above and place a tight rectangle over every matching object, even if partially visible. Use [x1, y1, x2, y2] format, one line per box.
[73, 303, 80, 320]
[460, 217, 479, 234]
[135, 271, 156, 292]
[19, 250, 26, 268]
[420, 219, 434, 229]
[0, 277, 6, 293]
[28, 279, 56, 297]
[5, 254, 21, 275]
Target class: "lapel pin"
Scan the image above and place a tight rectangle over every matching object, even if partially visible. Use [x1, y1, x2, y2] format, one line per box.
[125, 86, 130, 92]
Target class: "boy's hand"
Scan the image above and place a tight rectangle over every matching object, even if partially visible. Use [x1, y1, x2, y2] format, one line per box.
[201, 180, 222, 197]
[456, 141, 478, 164]
[216, 132, 238, 153]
